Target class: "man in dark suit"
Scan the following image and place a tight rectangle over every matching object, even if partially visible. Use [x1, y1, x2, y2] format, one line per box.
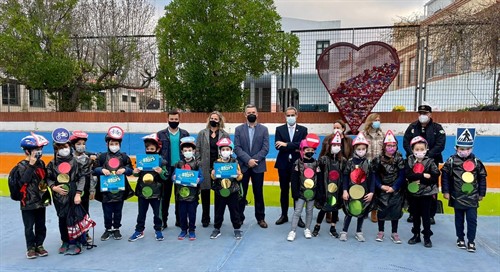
[234, 104, 270, 228]
[274, 107, 308, 226]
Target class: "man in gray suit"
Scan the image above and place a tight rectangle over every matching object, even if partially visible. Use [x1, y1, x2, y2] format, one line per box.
[234, 104, 270, 228]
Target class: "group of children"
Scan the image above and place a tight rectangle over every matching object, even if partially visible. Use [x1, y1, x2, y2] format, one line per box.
[10, 126, 487, 259]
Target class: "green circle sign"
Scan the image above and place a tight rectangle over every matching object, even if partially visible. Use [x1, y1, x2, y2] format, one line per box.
[142, 186, 153, 198]
[408, 182, 419, 193]
[179, 187, 190, 198]
[462, 183, 474, 194]
[220, 188, 230, 197]
[327, 196, 336, 206]
[349, 200, 363, 216]
[304, 189, 314, 200]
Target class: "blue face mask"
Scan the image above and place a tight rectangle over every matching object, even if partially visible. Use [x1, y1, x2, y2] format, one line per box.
[372, 121, 381, 129]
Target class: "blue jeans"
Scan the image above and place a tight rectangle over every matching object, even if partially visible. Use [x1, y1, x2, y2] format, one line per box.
[454, 207, 478, 242]
[179, 200, 198, 232]
[135, 198, 161, 232]
[102, 201, 124, 230]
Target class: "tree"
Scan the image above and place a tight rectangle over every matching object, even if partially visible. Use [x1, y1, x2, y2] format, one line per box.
[156, 0, 299, 112]
[0, 0, 156, 111]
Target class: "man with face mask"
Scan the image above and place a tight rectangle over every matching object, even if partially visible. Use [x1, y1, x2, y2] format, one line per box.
[157, 110, 190, 230]
[403, 104, 446, 224]
[274, 107, 308, 226]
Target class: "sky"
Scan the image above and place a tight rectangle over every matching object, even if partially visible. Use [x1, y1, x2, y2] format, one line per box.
[150, 0, 429, 28]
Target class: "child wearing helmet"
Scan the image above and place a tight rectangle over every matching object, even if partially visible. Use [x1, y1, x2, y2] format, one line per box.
[210, 137, 243, 240]
[46, 128, 87, 255]
[172, 136, 203, 241]
[93, 126, 134, 242]
[340, 131, 375, 242]
[128, 133, 168, 242]
[10, 132, 51, 259]
[405, 136, 440, 248]
[287, 133, 322, 241]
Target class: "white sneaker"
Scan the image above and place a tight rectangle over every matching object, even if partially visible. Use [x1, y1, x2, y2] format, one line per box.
[304, 229, 312, 239]
[339, 231, 348, 241]
[355, 232, 365, 242]
[287, 231, 296, 242]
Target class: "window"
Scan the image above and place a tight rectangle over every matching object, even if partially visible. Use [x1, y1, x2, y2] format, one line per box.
[397, 61, 404, 87]
[131, 96, 136, 103]
[408, 57, 416, 85]
[29, 89, 45, 107]
[316, 40, 330, 60]
[2, 82, 20, 105]
[122, 95, 128, 102]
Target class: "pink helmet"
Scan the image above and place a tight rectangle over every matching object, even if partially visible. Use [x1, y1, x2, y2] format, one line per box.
[410, 136, 428, 147]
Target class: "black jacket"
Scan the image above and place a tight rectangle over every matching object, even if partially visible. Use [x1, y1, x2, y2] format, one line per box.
[405, 155, 440, 196]
[13, 160, 51, 210]
[403, 119, 446, 163]
[93, 152, 134, 203]
[157, 127, 190, 165]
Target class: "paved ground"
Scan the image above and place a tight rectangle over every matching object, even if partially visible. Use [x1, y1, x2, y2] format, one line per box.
[0, 197, 499, 272]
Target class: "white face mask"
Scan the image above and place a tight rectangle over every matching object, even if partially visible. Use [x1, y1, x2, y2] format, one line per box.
[221, 150, 232, 159]
[331, 145, 341, 154]
[286, 116, 296, 126]
[183, 151, 194, 159]
[419, 114, 430, 124]
[75, 145, 86, 153]
[58, 148, 71, 157]
[414, 151, 426, 159]
[355, 149, 367, 157]
[109, 145, 120, 153]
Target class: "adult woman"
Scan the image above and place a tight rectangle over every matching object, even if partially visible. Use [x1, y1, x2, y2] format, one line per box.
[196, 111, 230, 227]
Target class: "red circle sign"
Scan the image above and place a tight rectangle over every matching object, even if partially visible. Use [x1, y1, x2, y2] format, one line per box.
[413, 163, 424, 174]
[350, 168, 366, 184]
[304, 168, 315, 179]
[463, 160, 475, 172]
[329, 170, 340, 181]
[182, 164, 192, 170]
[108, 158, 120, 169]
[58, 162, 71, 174]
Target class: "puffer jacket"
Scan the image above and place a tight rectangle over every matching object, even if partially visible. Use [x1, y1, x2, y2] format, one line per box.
[13, 160, 51, 210]
[93, 152, 134, 203]
[405, 155, 440, 196]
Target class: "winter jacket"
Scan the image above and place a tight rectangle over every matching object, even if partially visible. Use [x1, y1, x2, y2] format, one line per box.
[12, 160, 51, 210]
[135, 157, 168, 199]
[405, 155, 440, 196]
[211, 157, 243, 197]
[317, 155, 345, 211]
[403, 119, 446, 163]
[291, 158, 323, 201]
[93, 152, 134, 203]
[174, 158, 203, 202]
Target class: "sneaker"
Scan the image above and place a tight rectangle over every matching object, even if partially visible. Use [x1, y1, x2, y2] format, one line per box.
[457, 239, 466, 249]
[467, 242, 476, 253]
[304, 229, 312, 239]
[210, 229, 221, 239]
[329, 226, 339, 238]
[408, 234, 421, 245]
[155, 230, 164, 241]
[128, 231, 144, 242]
[312, 225, 320, 237]
[375, 231, 384, 242]
[101, 230, 113, 241]
[355, 232, 365, 242]
[113, 229, 122, 240]
[424, 238, 432, 248]
[339, 231, 348, 241]
[178, 230, 187, 240]
[234, 230, 242, 240]
[26, 247, 37, 259]
[391, 233, 402, 244]
[35, 245, 48, 257]
[287, 231, 296, 242]
[189, 231, 196, 241]
[58, 242, 69, 254]
[65, 243, 82, 255]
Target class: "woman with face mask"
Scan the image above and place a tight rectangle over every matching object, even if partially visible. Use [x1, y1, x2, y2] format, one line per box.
[196, 111, 230, 228]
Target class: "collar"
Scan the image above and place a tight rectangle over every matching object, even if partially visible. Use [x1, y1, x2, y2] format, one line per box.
[287, 124, 296, 130]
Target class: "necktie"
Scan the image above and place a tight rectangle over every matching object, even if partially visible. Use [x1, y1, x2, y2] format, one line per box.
[289, 126, 295, 141]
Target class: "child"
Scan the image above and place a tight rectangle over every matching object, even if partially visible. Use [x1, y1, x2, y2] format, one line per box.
[340, 132, 374, 242]
[313, 131, 345, 238]
[372, 130, 405, 243]
[210, 138, 243, 239]
[129, 133, 168, 242]
[10, 133, 51, 259]
[441, 128, 487, 252]
[172, 136, 203, 240]
[287, 133, 322, 241]
[46, 128, 86, 255]
[405, 136, 440, 248]
[94, 126, 134, 241]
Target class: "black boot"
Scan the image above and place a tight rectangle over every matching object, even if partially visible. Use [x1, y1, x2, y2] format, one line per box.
[408, 234, 421, 245]
[312, 225, 320, 237]
[424, 237, 432, 248]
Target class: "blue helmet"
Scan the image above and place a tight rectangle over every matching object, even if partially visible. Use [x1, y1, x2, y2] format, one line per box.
[20, 133, 49, 150]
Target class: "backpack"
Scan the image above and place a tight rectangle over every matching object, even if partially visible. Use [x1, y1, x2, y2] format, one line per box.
[8, 162, 28, 201]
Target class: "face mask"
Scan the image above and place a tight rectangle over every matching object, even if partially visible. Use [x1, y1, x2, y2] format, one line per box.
[58, 148, 71, 157]
[286, 116, 296, 126]
[457, 149, 472, 158]
[109, 145, 120, 153]
[419, 115, 430, 124]
[247, 114, 257, 123]
[414, 151, 426, 159]
[355, 149, 366, 157]
[183, 151, 194, 159]
[385, 146, 397, 155]
[331, 146, 341, 154]
[209, 120, 219, 128]
[304, 152, 315, 158]
[33, 150, 43, 159]
[75, 145, 86, 153]
[146, 151, 157, 154]
[372, 121, 381, 129]
[221, 150, 231, 159]
[169, 121, 179, 129]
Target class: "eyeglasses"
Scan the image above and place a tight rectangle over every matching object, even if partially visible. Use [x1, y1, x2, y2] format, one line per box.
[286, 115, 295, 117]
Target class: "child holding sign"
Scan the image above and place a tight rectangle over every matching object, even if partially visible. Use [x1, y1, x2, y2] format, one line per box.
[210, 138, 243, 239]
[441, 128, 487, 252]
[129, 133, 168, 242]
[172, 136, 203, 240]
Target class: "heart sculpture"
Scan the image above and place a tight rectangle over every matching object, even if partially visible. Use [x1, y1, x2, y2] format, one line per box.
[316, 41, 400, 134]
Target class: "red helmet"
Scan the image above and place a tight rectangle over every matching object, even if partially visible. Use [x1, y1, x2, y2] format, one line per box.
[142, 133, 162, 149]
[410, 136, 428, 147]
[69, 130, 89, 144]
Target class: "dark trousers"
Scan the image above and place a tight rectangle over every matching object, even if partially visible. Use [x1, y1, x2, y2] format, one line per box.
[239, 169, 265, 222]
[378, 220, 399, 233]
[409, 195, 433, 238]
[316, 210, 339, 224]
[200, 189, 211, 224]
[21, 208, 46, 249]
[214, 193, 241, 230]
[278, 168, 292, 216]
[102, 201, 124, 230]
[455, 207, 478, 242]
[343, 214, 364, 233]
[135, 197, 161, 232]
[179, 200, 198, 231]
[58, 215, 70, 242]
[161, 166, 179, 226]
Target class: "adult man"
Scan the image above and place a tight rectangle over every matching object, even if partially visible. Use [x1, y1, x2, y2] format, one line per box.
[234, 104, 270, 228]
[157, 110, 190, 230]
[403, 104, 446, 224]
[274, 107, 308, 226]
